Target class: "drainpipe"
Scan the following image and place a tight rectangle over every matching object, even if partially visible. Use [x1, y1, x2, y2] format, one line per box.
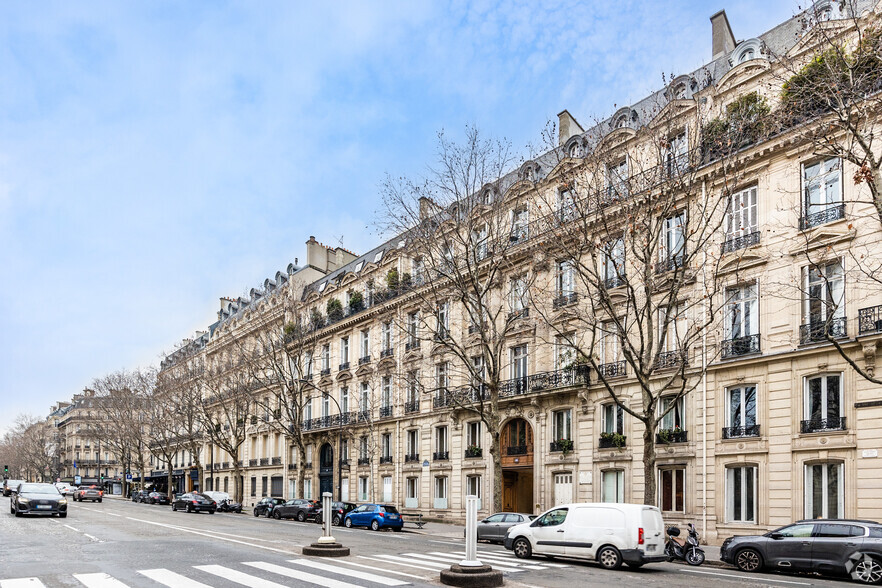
[701, 180, 708, 539]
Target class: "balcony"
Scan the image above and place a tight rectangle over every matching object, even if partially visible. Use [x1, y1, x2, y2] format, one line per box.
[433, 393, 453, 408]
[549, 440, 573, 453]
[288, 464, 296, 470]
[359, 356, 371, 366]
[404, 400, 419, 414]
[357, 457, 370, 466]
[433, 451, 449, 461]
[721, 231, 760, 254]
[508, 308, 529, 321]
[604, 275, 625, 289]
[597, 361, 626, 379]
[654, 350, 688, 370]
[721, 334, 761, 359]
[552, 293, 578, 309]
[303, 373, 313, 381]
[859, 305, 882, 335]
[339, 458, 350, 467]
[320, 368, 331, 376]
[381, 348, 394, 358]
[434, 330, 451, 342]
[259, 458, 269, 466]
[248, 459, 258, 467]
[339, 362, 350, 371]
[304, 462, 313, 469]
[722, 424, 761, 439]
[379, 406, 393, 418]
[800, 317, 847, 344]
[801, 417, 846, 434]
[498, 365, 589, 398]
[405, 340, 421, 352]
[505, 445, 529, 456]
[405, 453, 420, 463]
[800, 203, 845, 230]
[465, 447, 482, 458]
[222, 462, 230, 469]
[656, 429, 688, 444]
[655, 254, 686, 275]
[379, 456, 393, 465]
[598, 433, 627, 449]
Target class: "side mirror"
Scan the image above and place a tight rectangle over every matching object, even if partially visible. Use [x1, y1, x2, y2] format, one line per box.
[480, 519, 489, 523]
[769, 532, 784, 540]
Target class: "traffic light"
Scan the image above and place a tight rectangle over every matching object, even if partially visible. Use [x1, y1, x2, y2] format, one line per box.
[3, 465, 7, 474]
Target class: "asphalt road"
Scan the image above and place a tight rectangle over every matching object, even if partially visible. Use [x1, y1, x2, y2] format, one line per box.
[0, 496, 860, 588]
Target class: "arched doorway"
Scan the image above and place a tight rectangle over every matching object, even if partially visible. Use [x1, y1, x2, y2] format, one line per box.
[319, 443, 334, 497]
[501, 418, 534, 513]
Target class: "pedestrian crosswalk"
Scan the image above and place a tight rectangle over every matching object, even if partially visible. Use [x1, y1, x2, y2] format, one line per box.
[0, 548, 562, 588]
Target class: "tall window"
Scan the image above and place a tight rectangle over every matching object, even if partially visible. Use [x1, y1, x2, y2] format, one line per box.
[304, 351, 313, 377]
[603, 238, 625, 288]
[511, 207, 529, 242]
[304, 397, 312, 421]
[381, 376, 392, 408]
[666, 132, 688, 176]
[558, 187, 576, 222]
[552, 409, 572, 441]
[436, 301, 449, 339]
[340, 337, 349, 365]
[382, 321, 392, 351]
[804, 374, 842, 426]
[806, 462, 843, 519]
[601, 320, 620, 365]
[727, 385, 757, 431]
[435, 362, 449, 395]
[467, 421, 481, 448]
[509, 275, 528, 313]
[359, 382, 370, 412]
[659, 396, 684, 431]
[556, 261, 574, 297]
[660, 213, 686, 266]
[340, 439, 348, 461]
[602, 403, 624, 434]
[726, 284, 758, 340]
[407, 430, 419, 455]
[471, 355, 485, 387]
[321, 394, 330, 418]
[359, 436, 369, 459]
[321, 344, 330, 371]
[406, 477, 418, 502]
[602, 470, 624, 503]
[407, 312, 419, 344]
[358, 476, 369, 501]
[381, 433, 392, 458]
[802, 157, 842, 227]
[340, 386, 349, 413]
[360, 329, 370, 359]
[412, 258, 424, 283]
[510, 345, 528, 382]
[658, 303, 686, 353]
[607, 159, 629, 200]
[725, 186, 758, 245]
[466, 475, 482, 499]
[406, 370, 420, 404]
[659, 467, 685, 512]
[435, 426, 448, 454]
[472, 225, 488, 260]
[727, 465, 757, 523]
[435, 476, 448, 505]
[555, 335, 575, 370]
[803, 261, 844, 336]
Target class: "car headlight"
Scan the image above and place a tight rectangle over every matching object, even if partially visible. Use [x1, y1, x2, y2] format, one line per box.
[18, 498, 29, 504]
[58, 499, 67, 505]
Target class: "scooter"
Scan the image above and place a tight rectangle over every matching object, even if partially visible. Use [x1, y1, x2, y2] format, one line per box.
[217, 498, 242, 513]
[665, 522, 705, 566]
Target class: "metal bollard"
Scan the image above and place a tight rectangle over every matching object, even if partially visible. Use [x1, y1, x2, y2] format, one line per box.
[460, 495, 482, 567]
[317, 491, 335, 544]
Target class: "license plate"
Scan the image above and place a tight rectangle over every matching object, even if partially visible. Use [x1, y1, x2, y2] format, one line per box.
[388, 515, 398, 519]
[647, 544, 657, 551]
[36, 505, 52, 509]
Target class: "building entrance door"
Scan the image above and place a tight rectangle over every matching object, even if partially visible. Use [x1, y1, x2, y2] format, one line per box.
[501, 418, 534, 513]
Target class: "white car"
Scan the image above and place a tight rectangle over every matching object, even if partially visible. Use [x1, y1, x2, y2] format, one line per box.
[54, 483, 75, 496]
[503, 502, 667, 570]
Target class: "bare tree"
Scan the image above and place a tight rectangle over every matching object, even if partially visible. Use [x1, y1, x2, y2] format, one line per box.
[6, 415, 57, 482]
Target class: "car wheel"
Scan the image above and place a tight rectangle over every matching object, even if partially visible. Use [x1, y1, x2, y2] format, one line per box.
[851, 555, 882, 585]
[512, 537, 532, 559]
[345, 517, 353, 528]
[332, 515, 342, 526]
[59, 512, 67, 518]
[273, 511, 282, 520]
[596, 545, 623, 570]
[735, 548, 763, 573]
[253, 509, 259, 517]
[14, 506, 22, 518]
[371, 520, 380, 531]
[297, 511, 306, 522]
[265, 510, 272, 518]
[209, 510, 215, 514]
[186, 504, 193, 513]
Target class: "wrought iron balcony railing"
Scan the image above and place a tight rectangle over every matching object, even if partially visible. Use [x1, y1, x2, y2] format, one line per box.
[381, 347, 394, 358]
[271, 457, 281, 465]
[432, 451, 449, 461]
[508, 308, 529, 321]
[405, 340, 421, 352]
[405, 453, 420, 463]
[598, 434, 627, 449]
[800, 317, 847, 344]
[357, 457, 371, 466]
[248, 459, 258, 466]
[338, 362, 350, 371]
[654, 350, 688, 370]
[604, 275, 626, 289]
[552, 293, 578, 309]
[379, 456, 393, 465]
[259, 458, 269, 466]
[433, 392, 453, 408]
[800, 203, 845, 230]
[320, 368, 331, 376]
[721, 231, 760, 254]
[404, 400, 419, 414]
[722, 424, 760, 439]
[655, 253, 686, 275]
[379, 406, 393, 418]
[465, 447, 483, 458]
[505, 445, 529, 456]
[549, 440, 573, 452]
[359, 356, 371, 365]
[656, 429, 688, 444]
[498, 365, 589, 398]
[597, 361, 626, 378]
[858, 305, 882, 335]
[801, 417, 846, 433]
[721, 333, 761, 358]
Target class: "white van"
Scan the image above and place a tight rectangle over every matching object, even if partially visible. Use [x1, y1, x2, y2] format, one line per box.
[503, 502, 666, 569]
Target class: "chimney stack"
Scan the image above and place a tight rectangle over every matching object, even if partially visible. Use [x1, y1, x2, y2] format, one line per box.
[710, 10, 736, 60]
[557, 110, 585, 147]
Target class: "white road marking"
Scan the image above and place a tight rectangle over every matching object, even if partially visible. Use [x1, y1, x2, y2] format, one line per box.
[455, 550, 569, 568]
[679, 569, 812, 585]
[105, 512, 121, 517]
[0, 579, 47, 588]
[427, 540, 462, 545]
[73, 573, 129, 588]
[160, 522, 278, 543]
[420, 552, 530, 571]
[446, 551, 551, 569]
[124, 516, 297, 554]
[287, 558, 409, 586]
[327, 559, 424, 579]
[194, 566, 288, 588]
[365, 554, 449, 571]
[83, 533, 103, 542]
[138, 569, 214, 588]
[243, 561, 360, 588]
[63, 524, 82, 532]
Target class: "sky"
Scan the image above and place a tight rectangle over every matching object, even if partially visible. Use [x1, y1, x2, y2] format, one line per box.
[0, 1, 800, 435]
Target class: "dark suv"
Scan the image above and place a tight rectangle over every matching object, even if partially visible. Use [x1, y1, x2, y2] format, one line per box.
[253, 497, 286, 518]
[272, 499, 319, 521]
[315, 501, 357, 526]
[720, 519, 882, 584]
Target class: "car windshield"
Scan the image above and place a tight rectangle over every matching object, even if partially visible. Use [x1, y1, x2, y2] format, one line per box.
[196, 494, 213, 500]
[381, 505, 399, 514]
[21, 484, 59, 494]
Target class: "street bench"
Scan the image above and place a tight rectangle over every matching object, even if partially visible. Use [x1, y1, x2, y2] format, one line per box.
[402, 513, 426, 529]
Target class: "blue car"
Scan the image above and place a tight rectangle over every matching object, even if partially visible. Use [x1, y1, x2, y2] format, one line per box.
[344, 503, 403, 531]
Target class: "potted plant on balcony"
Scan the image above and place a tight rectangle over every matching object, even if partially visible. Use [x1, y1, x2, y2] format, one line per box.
[309, 308, 325, 330]
[657, 425, 682, 444]
[326, 298, 344, 322]
[348, 290, 365, 313]
[599, 432, 626, 449]
[465, 445, 482, 458]
[554, 438, 573, 456]
[385, 268, 400, 293]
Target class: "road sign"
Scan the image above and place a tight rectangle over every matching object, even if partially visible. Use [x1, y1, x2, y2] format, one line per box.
[125, 474, 133, 482]
[74, 475, 82, 485]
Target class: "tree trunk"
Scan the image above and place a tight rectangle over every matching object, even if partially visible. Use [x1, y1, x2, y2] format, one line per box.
[233, 461, 243, 504]
[490, 430, 503, 513]
[296, 445, 306, 499]
[642, 418, 657, 507]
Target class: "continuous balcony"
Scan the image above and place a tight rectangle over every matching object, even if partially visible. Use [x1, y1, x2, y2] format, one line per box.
[801, 417, 846, 434]
[722, 424, 761, 439]
[720, 334, 761, 359]
[433, 392, 454, 408]
[800, 203, 845, 230]
[858, 305, 882, 335]
[248, 459, 258, 467]
[552, 293, 578, 309]
[721, 231, 760, 254]
[498, 366, 589, 398]
[271, 457, 281, 465]
[800, 317, 847, 344]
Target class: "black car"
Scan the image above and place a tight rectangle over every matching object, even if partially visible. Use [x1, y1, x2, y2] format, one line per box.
[146, 491, 169, 505]
[720, 519, 882, 584]
[10, 483, 67, 518]
[171, 492, 216, 514]
[253, 497, 286, 518]
[314, 501, 357, 526]
[272, 499, 319, 521]
[131, 490, 151, 503]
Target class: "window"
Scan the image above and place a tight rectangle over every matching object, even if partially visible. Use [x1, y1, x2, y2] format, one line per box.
[552, 409, 572, 441]
[803, 261, 845, 341]
[261, 476, 268, 497]
[802, 158, 842, 228]
[666, 132, 688, 176]
[435, 476, 448, 503]
[727, 385, 757, 431]
[407, 430, 419, 455]
[725, 186, 758, 246]
[555, 335, 575, 370]
[435, 362, 449, 395]
[726, 465, 757, 523]
[471, 355, 485, 387]
[660, 213, 686, 267]
[556, 261, 574, 297]
[659, 467, 685, 512]
[340, 337, 349, 365]
[406, 477, 419, 507]
[466, 475, 481, 499]
[360, 329, 370, 359]
[250, 476, 256, 497]
[303, 397, 312, 421]
[511, 208, 529, 242]
[603, 238, 625, 288]
[359, 436, 369, 459]
[435, 426, 448, 454]
[381, 321, 392, 351]
[472, 225, 488, 260]
[804, 374, 842, 427]
[436, 301, 449, 339]
[602, 403, 624, 434]
[467, 421, 481, 448]
[321, 394, 330, 418]
[601, 320, 620, 365]
[406, 370, 420, 403]
[725, 284, 758, 341]
[359, 381, 370, 411]
[658, 303, 686, 353]
[407, 312, 419, 344]
[806, 462, 843, 519]
[340, 439, 348, 461]
[340, 386, 349, 413]
[607, 159, 629, 200]
[659, 396, 684, 431]
[381, 433, 392, 459]
[303, 351, 313, 377]
[509, 275, 528, 313]
[535, 507, 568, 526]
[558, 187, 576, 222]
[510, 345, 528, 383]
[358, 477, 369, 501]
[602, 470, 625, 503]
[412, 258, 424, 283]
[321, 344, 330, 371]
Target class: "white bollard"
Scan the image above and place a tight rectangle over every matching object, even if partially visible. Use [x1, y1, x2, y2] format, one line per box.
[317, 491, 336, 544]
[460, 495, 483, 567]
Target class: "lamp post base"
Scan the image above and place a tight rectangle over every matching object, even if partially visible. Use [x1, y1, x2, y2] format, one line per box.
[301, 542, 350, 557]
[440, 564, 504, 587]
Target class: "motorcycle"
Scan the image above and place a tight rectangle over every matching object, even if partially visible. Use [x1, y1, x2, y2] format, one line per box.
[217, 498, 242, 513]
[665, 522, 705, 566]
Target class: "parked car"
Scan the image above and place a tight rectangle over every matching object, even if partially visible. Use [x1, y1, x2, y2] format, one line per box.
[131, 489, 150, 503]
[253, 497, 286, 518]
[146, 491, 169, 505]
[272, 499, 320, 521]
[315, 501, 357, 526]
[344, 503, 403, 531]
[720, 519, 882, 584]
[504, 502, 666, 570]
[202, 491, 242, 513]
[73, 485, 103, 502]
[171, 492, 217, 514]
[3, 480, 25, 497]
[9, 483, 67, 518]
[470, 513, 537, 543]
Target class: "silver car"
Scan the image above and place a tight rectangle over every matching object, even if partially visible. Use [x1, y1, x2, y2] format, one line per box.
[471, 513, 536, 543]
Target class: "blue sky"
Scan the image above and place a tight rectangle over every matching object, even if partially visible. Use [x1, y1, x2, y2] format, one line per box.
[0, 1, 798, 434]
